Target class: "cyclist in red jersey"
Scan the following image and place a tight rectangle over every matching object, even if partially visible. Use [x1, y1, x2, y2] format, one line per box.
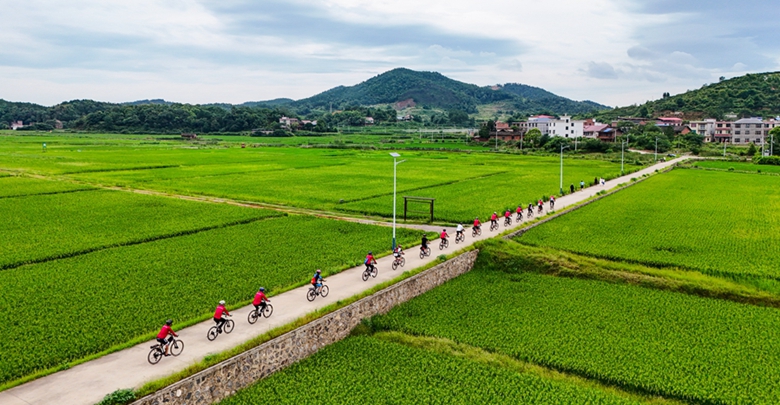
[252, 287, 270, 314]
[214, 300, 230, 332]
[473, 217, 481, 230]
[440, 229, 449, 242]
[157, 319, 178, 355]
[504, 209, 511, 219]
[490, 212, 498, 227]
[364, 251, 376, 272]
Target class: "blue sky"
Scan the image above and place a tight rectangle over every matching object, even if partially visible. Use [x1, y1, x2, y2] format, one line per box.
[0, 0, 776, 106]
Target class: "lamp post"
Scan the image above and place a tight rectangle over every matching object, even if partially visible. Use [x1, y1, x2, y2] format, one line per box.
[655, 136, 658, 162]
[621, 135, 630, 175]
[723, 138, 727, 157]
[390, 153, 406, 250]
[560, 144, 570, 195]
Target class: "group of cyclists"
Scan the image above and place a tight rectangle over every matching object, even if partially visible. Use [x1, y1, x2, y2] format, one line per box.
[154, 196, 563, 360]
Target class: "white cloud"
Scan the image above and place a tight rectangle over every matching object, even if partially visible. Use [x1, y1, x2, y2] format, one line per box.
[0, 0, 777, 106]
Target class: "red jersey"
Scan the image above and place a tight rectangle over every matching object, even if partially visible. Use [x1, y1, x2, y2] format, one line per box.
[214, 304, 229, 319]
[252, 291, 267, 306]
[441, 231, 448, 239]
[516, 206, 522, 213]
[504, 211, 510, 218]
[157, 324, 176, 339]
[490, 213, 497, 221]
[473, 219, 480, 226]
[366, 254, 375, 264]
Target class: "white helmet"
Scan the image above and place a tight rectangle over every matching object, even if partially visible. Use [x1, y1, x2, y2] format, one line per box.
[219, 300, 225, 305]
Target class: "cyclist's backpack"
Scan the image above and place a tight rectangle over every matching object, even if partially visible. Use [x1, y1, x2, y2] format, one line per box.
[311, 277, 317, 285]
[364, 257, 370, 265]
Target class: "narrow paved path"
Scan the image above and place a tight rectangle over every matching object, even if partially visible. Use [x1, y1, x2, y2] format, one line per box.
[0, 157, 686, 405]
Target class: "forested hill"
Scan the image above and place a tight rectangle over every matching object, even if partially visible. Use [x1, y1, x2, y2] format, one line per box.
[595, 72, 780, 121]
[290, 68, 609, 114]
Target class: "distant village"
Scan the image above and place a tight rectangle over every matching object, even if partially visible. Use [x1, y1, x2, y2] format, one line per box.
[475, 114, 780, 146]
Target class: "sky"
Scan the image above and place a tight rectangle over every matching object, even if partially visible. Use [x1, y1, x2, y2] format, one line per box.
[0, 0, 777, 107]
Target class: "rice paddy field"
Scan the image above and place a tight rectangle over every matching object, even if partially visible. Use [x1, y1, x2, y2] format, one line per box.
[368, 243, 780, 404]
[518, 168, 780, 280]
[0, 133, 641, 223]
[691, 159, 780, 174]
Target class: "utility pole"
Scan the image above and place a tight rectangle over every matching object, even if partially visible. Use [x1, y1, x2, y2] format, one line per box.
[560, 144, 570, 195]
[655, 137, 658, 162]
[621, 135, 629, 175]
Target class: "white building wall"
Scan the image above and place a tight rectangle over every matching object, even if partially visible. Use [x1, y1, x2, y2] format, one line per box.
[549, 115, 584, 138]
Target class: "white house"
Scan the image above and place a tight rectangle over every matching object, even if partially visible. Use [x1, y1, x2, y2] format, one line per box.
[549, 115, 585, 138]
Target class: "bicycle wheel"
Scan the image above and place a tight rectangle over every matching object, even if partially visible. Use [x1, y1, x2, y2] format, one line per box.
[262, 304, 274, 318]
[207, 327, 219, 341]
[248, 310, 259, 324]
[224, 319, 235, 334]
[392, 261, 399, 271]
[307, 288, 316, 302]
[371, 267, 378, 278]
[439, 242, 444, 250]
[400, 257, 405, 267]
[170, 339, 184, 356]
[472, 229, 477, 237]
[419, 250, 425, 259]
[362, 270, 370, 281]
[320, 285, 330, 297]
[148, 347, 162, 365]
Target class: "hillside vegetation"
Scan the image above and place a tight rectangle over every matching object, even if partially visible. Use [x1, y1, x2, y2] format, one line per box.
[596, 71, 780, 120]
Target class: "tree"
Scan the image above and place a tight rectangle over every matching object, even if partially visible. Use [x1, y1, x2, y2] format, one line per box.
[769, 127, 780, 155]
[525, 128, 542, 147]
[747, 142, 757, 156]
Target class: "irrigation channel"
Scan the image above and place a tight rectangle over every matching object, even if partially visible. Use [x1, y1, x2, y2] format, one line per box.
[0, 157, 686, 405]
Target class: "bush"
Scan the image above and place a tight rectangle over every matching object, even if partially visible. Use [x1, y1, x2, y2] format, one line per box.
[754, 156, 780, 166]
[97, 389, 135, 405]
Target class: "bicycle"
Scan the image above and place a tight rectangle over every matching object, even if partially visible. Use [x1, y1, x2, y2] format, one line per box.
[490, 221, 499, 232]
[516, 212, 523, 222]
[455, 232, 465, 244]
[361, 264, 378, 281]
[549, 201, 555, 210]
[148, 337, 184, 365]
[527, 208, 534, 219]
[207, 316, 235, 341]
[247, 303, 274, 324]
[392, 254, 405, 270]
[537, 205, 543, 215]
[471, 226, 482, 237]
[419, 246, 431, 259]
[439, 238, 449, 250]
[504, 216, 512, 227]
[307, 281, 329, 302]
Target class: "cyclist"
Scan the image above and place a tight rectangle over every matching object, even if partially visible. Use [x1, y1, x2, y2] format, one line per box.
[214, 300, 230, 333]
[580, 180, 585, 190]
[311, 269, 324, 294]
[473, 217, 481, 231]
[490, 212, 498, 227]
[527, 203, 534, 216]
[549, 195, 555, 209]
[570, 184, 575, 194]
[364, 251, 377, 272]
[537, 199, 543, 214]
[504, 209, 511, 222]
[157, 319, 178, 356]
[516, 204, 523, 218]
[393, 244, 404, 257]
[456, 223, 464, 239]
[421, 233, 429, 253]
[440, 229, 449, 243]
[252, 287, 270, 314]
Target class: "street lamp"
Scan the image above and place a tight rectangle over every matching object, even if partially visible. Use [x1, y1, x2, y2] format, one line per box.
[390, 153, 406, 250]
[560, 144, 570, 195]
[655, 136, 658, 162]
[621, 135, 630, 175]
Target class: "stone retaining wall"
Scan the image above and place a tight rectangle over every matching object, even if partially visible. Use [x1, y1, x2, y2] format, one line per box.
[132, 249, 480, 405]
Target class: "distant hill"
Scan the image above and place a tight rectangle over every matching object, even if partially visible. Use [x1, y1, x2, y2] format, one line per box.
[291, 68, 607, 115]
[122, 99, 174, 106]
[595, 72, 780, 121]
[240, 98, 294, 108]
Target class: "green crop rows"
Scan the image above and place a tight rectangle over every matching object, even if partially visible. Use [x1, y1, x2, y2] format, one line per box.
[220, 336, 641, 405]
[0, 215, 426, 384]
[0, 189, 279, 269]
[518, 169, 780, 279]
[0, 176, 94, 198]
[373, 244, 780, 404]
[692, 160, 780, 174]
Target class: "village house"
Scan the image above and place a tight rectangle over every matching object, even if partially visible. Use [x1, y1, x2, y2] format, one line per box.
[10, 120, 25, 130]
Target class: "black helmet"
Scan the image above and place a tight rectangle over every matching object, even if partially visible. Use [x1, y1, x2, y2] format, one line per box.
[259, 287, 265, 292]
[165, 319, 173, 325]
[368, 251, 373, 255]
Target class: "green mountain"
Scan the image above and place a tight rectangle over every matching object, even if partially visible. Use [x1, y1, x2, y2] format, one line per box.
[290, 68, 608, 114]
[595, 72, 780, 121]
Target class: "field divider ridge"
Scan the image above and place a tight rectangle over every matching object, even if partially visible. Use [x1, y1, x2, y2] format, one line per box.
[0, 187, 98, 200]
[0, 214, 286, 272]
